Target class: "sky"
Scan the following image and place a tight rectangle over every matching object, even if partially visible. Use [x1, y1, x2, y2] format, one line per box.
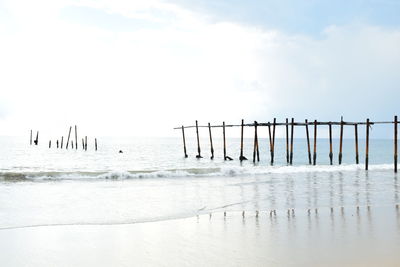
[0, 0, 400, 138]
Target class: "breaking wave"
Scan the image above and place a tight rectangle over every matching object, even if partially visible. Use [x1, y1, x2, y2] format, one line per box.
[0, 163, 395, 182]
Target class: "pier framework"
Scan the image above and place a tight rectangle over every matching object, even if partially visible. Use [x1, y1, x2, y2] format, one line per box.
[175, 116, 399, 172]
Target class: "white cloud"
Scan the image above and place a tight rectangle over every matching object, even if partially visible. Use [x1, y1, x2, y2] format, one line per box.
[0, 0, 399, 138]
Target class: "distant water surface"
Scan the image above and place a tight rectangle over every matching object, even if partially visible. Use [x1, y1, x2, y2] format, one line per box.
[0, 136, 399, 229]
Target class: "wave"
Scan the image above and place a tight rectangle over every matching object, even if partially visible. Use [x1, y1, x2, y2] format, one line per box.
[0, 163, 396, 182]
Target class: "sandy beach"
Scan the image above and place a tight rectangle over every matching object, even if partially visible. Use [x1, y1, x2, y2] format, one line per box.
[1, 206, 399, 267]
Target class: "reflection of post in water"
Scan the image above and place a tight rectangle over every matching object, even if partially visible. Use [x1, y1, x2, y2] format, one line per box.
[329, 172, 334, 208]
[268, 179, 276, 212]
[339, 172, 344, 207]
[306, 172, 312, 211]
[328, 173, 336, 234]
[395, 175, 399, 207]
[338, 172, 347, 233]
[396, 203, 400, 233]
[356, 205, 361, 236]
[365, 171, 371, 207]
[252, 177, 260, 211]
[355, 170, 360, 208]
[285, 176, 295, 211]
[312, 173, 318, 209]
[366, 205, 374, 237]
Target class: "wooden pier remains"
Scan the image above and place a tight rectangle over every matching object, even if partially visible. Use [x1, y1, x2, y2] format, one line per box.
[305, 119, 311, 165]
[28, 124, 98, 152]
[175, 117, 400, 172]
[208, 123, 214, 160]
[66, 126, 72, 149]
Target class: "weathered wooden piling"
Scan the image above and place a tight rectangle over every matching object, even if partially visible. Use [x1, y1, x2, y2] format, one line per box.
[256, 124, 260, 162]
[338, 117, 344, 165]
[395, 116, 398, 173]
[195, 120, 202, 158]
[268, 122, 272, 163]
[222, 122, 232, 161]
[82, 138, 84, 150]
[175, 118, 400, 172]
[181, 126, 188, 158]
[71, 141, 73, 148]
[208, 123, 214, 160]
[75, 125, 78, 150]
[66, 126, 72, 149]
[289, 118, 294, 165]
[271, 118, 276, 165]
[313, 120, 317, 165]
[365, 118, 370, 170]
[223, 121, 227, 160]
[285, 118, 289, 163]
[239, 119, 247, 161]
[61, 136, 64, 149]
[253, 121, 259, 163]
[30, 130, 32, 145]
[34, 131, 39, 145]
[305, 119, 311, 165]
[57, 140, 59, 149]
[85, 136, 88, 151]
[95, 138, 98, 151]
[49, 140, 51, 148]
[329, 122, 333, 165]
[354, 124, 359, 164]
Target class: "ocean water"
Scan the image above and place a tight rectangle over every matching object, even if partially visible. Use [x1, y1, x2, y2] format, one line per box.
[0, 135, 399, 230]
[1, 135, 400, 266]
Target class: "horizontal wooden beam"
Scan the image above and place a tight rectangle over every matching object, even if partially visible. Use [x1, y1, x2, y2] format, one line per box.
[174, 120, 395, 130]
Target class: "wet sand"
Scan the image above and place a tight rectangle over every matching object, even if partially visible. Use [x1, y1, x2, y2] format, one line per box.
[1, 206, 400, 267]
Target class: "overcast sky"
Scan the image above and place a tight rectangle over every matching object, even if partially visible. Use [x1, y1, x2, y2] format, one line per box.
[0, 0, 400, 138]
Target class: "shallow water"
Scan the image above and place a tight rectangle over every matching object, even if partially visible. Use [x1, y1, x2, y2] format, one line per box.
[1, 136, 400, 266]
[0, 136, 399, 228]
[1, 208, 399, 267]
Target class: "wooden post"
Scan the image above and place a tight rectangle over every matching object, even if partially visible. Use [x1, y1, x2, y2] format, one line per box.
[253, 121, 257, 163]
[329, 122, 333, 165]
[395, 116, 398, 173]
[286, 118, 289, 163]
[365, 118, 370, 170]
[85, 136, 88, 151]
[66, 126, 72, 149]
[208, 123, 214, 160]
[268, 122, 273, 163]
[57, 140, 59, 149]
[313, 120, 317, 165]
[34, 131, 39, 145]
[253, 121, 259, 163]
[49, 140, 51, 148]
[239, 119, 247, 161]
[181, 126, 188, 158]
[271, 118, 276, 165]
[222, 122, 232, 160]
[305, 119, 311, 165]
[61, 136, 64, 149]
[195, 120, 202, 158]
[256, 125, 260, 162]
[82, 138, 84, 150]
[290, 118, 294, 165]
[339, 117, 344, 165]
[223, 121, 227, 160]
[75, 125, 78, 150]
[71, 141, 73, 148]
[95, 138, 98, 151]
[30, 130, 32, 145]
[355, 124, 359, 164]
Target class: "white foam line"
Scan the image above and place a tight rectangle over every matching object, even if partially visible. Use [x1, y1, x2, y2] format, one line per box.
[0, 163, 396, 181]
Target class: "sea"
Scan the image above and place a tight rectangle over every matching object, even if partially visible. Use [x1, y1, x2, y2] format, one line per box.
[0, 135, 399, 230]
[1, 135, 400, 266]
